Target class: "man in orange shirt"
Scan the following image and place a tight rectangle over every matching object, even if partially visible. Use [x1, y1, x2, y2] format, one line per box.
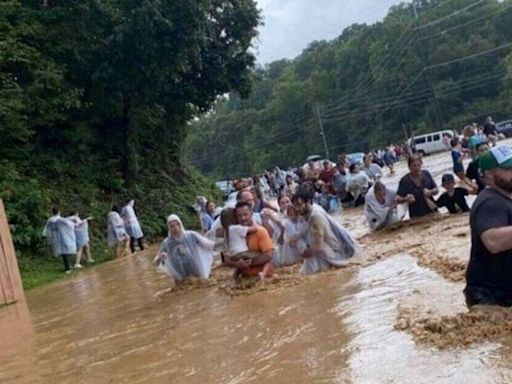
[223, 201, 274, 280]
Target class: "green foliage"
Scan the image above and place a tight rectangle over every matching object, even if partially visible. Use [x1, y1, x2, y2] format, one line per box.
[0, 0, 259, 287]
[187, 0, 512, 177]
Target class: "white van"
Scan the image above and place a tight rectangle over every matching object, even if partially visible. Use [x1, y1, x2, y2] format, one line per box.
[410, 130, 454, 156]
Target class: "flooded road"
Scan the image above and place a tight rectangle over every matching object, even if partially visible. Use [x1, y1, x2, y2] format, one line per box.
[2, 146, 512, 383]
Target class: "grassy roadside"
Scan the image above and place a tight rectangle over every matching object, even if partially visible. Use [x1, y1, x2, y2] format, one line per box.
[18, 242, 116, 290]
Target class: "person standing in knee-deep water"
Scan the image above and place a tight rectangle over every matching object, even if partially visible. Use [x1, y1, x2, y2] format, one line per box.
[121, 199, 144, 253]
[397, 155, 438, 218]
[465, 145, 512, 308]
[43, 207, 77, 273]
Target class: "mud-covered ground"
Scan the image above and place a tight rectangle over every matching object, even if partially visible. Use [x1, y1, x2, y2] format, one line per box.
[2, 145, 512, 384]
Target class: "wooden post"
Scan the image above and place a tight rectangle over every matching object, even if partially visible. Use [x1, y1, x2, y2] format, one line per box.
[0, 199, 24, 305]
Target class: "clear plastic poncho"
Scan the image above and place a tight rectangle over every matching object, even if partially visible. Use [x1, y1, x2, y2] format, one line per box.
[42, 215, 77, 256]
[107, 211, 127, 247]
[67, 215, 90, 248]
[364, 186, 405, 231]
[121, 200, 144, 239]
[301, 205, 357, 275]
[154, 215, 215, 282]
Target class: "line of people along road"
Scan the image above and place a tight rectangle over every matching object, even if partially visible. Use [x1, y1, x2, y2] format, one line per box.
[42, 120, 512, 308]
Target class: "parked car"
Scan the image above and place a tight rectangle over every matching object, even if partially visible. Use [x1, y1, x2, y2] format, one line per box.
[495, 120, 512, 137]
[215, 180, 234, 200]
[410, 130, 454, 156]
[347, 152, 364, 165]
[303, 155, 335, 169]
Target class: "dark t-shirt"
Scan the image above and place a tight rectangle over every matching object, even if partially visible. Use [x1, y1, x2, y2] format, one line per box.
[436, 188, 469, 214]
[466, 159, 485, 193]
[466, 188, 512, 298]
[397, 170, 437, 218]
[483, 123, 497, 136]
[451, 149, 464, 174]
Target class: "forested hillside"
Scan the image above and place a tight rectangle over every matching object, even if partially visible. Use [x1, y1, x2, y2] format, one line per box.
[186, 0, 512, 178]
[0, 0, 259, 283]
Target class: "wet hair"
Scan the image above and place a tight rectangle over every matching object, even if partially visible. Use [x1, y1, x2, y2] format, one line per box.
[286, 205, 297, 216]
[111, 204, 120, 213]
[291, 187, 315, 205]
[235, 201, 252, 212]
[220, 208, 237, 228]
[51, 206, 60, 215]
[278, 193, 291, 204]
[450, 138, 459, 148]
[408, 154, 423, 167]
[68, 210, 78, 216]
[374, 181, 386, 195]
[349, 163, 357, 173]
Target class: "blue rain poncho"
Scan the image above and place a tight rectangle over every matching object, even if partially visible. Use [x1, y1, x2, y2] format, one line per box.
[107, 211, 127, 247]
[154, 215, 215, 282]
[42, 215, 77, 256]
[121, 200, 144, 239]
[67, 215, 90, 248]
[301, 205, 357, 275]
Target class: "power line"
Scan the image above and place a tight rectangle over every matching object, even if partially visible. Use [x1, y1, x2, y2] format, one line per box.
[418, 3, 512, 42]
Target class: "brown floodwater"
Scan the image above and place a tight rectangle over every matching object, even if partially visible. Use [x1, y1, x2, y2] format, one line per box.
[2, 147, 512, 383]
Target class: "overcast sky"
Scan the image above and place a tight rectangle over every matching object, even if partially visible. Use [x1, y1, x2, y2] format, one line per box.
[254, 0, 406, 64]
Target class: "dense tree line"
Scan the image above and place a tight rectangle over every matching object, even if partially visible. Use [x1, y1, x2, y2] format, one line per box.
[186, 0, 512, 179]
[0, 0, 260, 265]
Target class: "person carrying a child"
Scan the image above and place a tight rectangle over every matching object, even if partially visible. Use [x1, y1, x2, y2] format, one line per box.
[221, 202, 275, 281]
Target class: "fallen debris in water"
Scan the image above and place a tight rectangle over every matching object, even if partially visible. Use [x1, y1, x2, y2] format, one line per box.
[395, 305, 512, 349]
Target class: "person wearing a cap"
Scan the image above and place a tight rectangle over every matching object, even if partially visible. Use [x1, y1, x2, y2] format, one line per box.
[465, 145, 512, 307]
[435, 174, 470, 214]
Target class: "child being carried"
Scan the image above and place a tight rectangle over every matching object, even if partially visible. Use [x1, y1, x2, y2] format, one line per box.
[220, 208, 261, 261]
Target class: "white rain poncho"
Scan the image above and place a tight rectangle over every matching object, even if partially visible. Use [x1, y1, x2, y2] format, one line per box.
[279, 218, 307, 266]
[107, 211, 127, 247]
[67, 215, 90, 248]
[43, 215, 77, 256]
[154, 215, 215, 282]
[364, 186, 405, 231]
[121, 200, 144, 239]
[301, 205, 357, 275]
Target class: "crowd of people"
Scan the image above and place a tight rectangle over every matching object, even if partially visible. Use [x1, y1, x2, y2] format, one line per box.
[43, 199, 145, 273]
[42, 116, 512, 308]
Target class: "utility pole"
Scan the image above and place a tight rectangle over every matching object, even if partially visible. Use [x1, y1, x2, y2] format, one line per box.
[412, 0, 443, 131]
[315, 106, 330, 160]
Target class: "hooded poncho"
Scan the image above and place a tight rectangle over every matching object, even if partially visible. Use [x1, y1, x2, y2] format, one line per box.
[301, 205, 357, 275]
[154, 214, 215, 282]
[121, 200, 144, 239]
[107, 211, 127, 247]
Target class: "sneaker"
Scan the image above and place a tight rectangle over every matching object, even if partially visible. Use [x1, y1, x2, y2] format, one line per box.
[65, 270, 72, 274]
[74, 264, 83, 269]
[87, 259, 95, 263]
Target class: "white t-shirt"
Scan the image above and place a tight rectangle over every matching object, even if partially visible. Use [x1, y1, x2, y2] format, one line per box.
[228, 225, 249, 254]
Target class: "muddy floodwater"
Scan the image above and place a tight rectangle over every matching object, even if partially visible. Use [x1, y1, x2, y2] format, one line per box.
[2, 148, 512, 383]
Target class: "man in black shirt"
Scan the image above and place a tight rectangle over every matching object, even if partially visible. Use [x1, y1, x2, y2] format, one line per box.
[465, 145, 512, 307]
[436, 174, 470, 214]
[466, 140, 489, 194]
